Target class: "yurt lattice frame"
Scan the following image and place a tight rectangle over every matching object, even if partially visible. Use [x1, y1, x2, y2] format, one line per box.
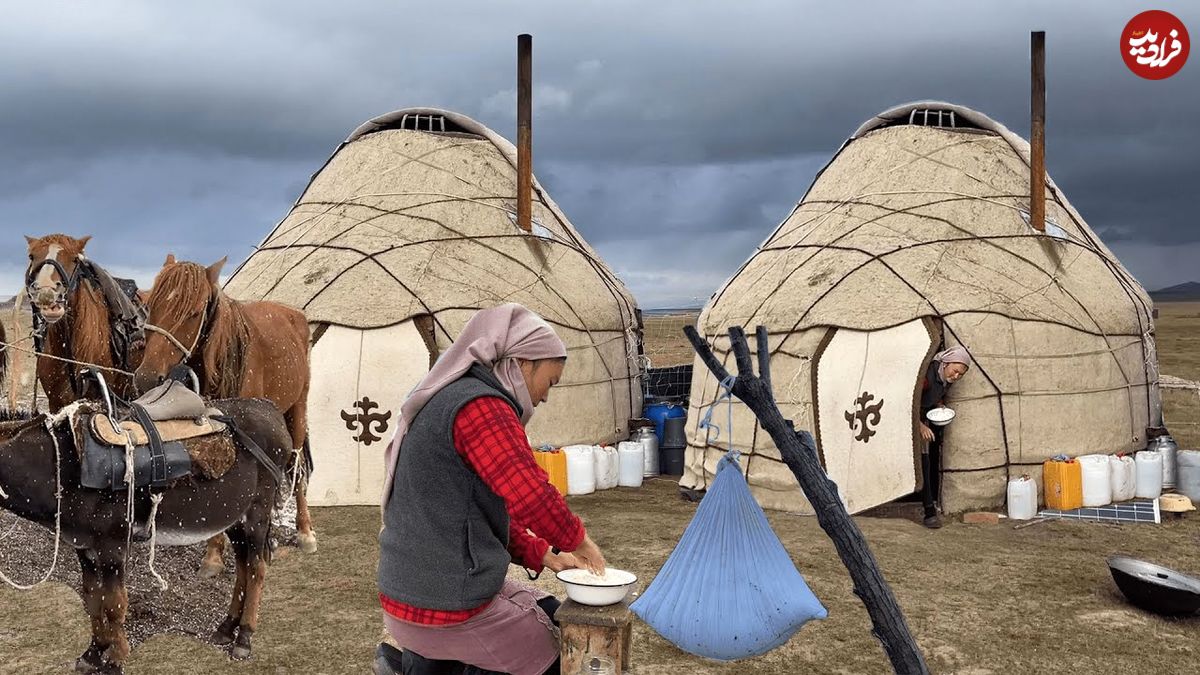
[682, 102, 1161, 514]
[224, 108, 642, 505]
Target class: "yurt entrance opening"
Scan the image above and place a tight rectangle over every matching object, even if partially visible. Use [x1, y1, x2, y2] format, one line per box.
[812, 318, 941, 514]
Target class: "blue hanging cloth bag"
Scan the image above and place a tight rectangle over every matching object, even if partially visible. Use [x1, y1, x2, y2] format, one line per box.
[630, 377, 827, 661]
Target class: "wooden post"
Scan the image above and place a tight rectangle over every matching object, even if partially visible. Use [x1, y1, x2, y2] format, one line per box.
[1030, 30, 1046, 233]
[555, 598, 634, 674]
[517, 33, 533, 233]
[683, 325, 929, 674]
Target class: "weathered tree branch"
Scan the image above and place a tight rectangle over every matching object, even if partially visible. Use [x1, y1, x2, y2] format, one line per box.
[685, 324, 929, 675]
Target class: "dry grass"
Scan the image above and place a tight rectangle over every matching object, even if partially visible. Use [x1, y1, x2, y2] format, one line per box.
[641, 313, 699, 368]
[0, 304, 1197, 673]
[4, 483, 1200, 674]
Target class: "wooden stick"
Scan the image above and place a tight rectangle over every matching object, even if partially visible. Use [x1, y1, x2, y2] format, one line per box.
[684, 324, 929, 674]
[516, 34, 533, 233]
[1031, 30, 1046, 233]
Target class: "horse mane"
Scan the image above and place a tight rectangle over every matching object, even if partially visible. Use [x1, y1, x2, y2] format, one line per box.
[71, 281, 112, 367]
[205, 291, 251, 398]
[150, 263, 249, 398]
[0, 407, 35, 423]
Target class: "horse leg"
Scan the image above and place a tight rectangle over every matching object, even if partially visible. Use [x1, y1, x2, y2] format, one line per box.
[212, 529, 248, 647]
[231, 506, 271, 661]
[285, 405, 317, 554]
[88, 553, 131, 673]
[199, 534, 228, 578]
[75, 550, 107, 673]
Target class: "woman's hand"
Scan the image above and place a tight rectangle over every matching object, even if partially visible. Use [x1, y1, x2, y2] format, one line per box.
[920, 423, 934, 443]
[572, 534, 607, 576]
[541, 548, 579, 573]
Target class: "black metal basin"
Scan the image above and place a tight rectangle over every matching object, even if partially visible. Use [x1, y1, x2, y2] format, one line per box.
[1108, 555, 1200, 616]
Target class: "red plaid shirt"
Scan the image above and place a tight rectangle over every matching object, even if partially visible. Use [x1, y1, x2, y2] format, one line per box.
[381, 396, 586, 626]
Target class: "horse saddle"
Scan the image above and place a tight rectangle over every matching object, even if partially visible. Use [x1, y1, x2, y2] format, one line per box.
[78, 380, 229, 492]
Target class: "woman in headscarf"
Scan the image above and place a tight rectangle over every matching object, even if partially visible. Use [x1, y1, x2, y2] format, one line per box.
[917, 345, 971, 529]
[375, 303, 607, 675]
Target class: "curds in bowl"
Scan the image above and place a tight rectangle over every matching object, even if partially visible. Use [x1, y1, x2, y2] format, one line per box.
[556, 568, 638, 606]
[926, 407, 956, 427]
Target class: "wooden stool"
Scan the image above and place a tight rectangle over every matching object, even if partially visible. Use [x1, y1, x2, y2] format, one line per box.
[555, 598, 634, 674]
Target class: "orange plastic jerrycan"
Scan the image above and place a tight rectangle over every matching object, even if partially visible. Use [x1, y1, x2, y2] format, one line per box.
[534, 449, 569, 496]
[1043, 458, 1083, 510]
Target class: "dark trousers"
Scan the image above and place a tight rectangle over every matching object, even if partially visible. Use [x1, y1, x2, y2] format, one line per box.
[921, 432, 943, 517]
[386, 596, 562, 675]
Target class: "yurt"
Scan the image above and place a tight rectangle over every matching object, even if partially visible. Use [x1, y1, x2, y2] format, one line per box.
[681, 101, 1161, 515]
[224, 108, 642, 506]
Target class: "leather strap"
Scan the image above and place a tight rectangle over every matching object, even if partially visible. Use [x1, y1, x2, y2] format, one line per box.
[129, 402, 169, 487]
[212, 415, 285, 488]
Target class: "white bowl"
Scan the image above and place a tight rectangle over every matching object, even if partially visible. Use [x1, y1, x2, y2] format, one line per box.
[556, 568, 638, 606]
[926, 407, 956, 427]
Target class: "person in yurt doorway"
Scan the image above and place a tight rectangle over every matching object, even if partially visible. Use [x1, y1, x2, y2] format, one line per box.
[374, 303, 608, 675]
[918, 345, 972, 529]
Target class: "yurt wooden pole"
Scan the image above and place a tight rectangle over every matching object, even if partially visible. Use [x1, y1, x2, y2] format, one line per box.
[1030, 30, 1046, 233]
[685, 325, 929, 674]
[517, 33, 533, 233]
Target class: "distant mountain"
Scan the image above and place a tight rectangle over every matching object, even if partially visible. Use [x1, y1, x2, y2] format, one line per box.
[1151, 282, 1200, 302]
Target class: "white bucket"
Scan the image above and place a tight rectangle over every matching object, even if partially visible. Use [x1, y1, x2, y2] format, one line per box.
[1109, 455, 1136, 502]
[1006, 476, 1037, 520]
[563, 445, 596, 495]
[1078, 454, 1112, 507]
[617, 442, 644, 488]
[1134, 450, 1163, 499]
[593, 446, 619, 490]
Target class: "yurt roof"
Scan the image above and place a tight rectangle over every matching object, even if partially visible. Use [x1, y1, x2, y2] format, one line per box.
[223, 107, 637, 339]
[703, 101, 1151, 341]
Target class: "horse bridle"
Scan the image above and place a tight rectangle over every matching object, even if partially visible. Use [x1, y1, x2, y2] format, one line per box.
[25, 256, 83, 314]
[142, 295, 217, 369]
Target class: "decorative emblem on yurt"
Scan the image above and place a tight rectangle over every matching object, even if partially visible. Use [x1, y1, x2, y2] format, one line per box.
[844, 392, 884, 443]
[341, 397, 392, 445]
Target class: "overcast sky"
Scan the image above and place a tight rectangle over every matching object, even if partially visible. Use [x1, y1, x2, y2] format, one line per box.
[1, 1, 1196, 308]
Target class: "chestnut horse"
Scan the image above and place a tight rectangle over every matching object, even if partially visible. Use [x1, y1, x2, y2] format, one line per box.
[24, 234, 147, 411]
[134, 256, 316, 576]
[0, 399, 292, 673]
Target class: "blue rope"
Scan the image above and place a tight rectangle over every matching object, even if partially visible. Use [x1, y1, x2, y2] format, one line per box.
[699, 375, 740, 463]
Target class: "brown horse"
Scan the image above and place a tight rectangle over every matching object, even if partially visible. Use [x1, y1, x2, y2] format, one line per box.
[133, 256, 316, 576]
[24, 234, 147, 411]
[0, 399, 291, 673]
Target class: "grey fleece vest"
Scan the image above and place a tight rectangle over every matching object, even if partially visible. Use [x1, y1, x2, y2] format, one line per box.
[378, 364, 524, 609]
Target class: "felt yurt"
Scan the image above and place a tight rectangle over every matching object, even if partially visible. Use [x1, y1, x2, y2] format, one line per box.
[224, 108, 642, 506]
[681, 101, 1161, 515]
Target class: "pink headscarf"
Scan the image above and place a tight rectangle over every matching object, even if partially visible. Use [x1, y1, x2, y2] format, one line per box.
[381, 303, 567, 507]
[934, 346, 972, 384]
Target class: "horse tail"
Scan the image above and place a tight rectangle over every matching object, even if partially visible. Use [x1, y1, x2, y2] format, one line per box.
[302, 432, 314, 477]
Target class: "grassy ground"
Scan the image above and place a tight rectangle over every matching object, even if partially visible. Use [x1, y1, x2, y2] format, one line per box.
[3, 482, 1199, 674]
[0, 304, 1197, 674]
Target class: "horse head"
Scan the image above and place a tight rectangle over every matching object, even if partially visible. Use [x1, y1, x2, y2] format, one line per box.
[24, 234, 92, 325]
[135, 254, 226, 393]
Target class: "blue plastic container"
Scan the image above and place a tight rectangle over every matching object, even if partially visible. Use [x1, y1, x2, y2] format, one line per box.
[644, 401, 687, 445]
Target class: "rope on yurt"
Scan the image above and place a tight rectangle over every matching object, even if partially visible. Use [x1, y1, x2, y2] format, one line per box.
[232, 144, 642, 438]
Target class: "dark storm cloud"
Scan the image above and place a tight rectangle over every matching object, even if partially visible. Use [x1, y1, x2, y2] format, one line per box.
[0, 1, 1196, 306]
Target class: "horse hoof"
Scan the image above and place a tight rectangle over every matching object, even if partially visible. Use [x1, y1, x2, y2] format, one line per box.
[198, 560, 224, 579]
[231, 644, 252, 661]
[297, 531, 318, 554]
[75, 647, 104, 672]
[211, 617, 238, 646]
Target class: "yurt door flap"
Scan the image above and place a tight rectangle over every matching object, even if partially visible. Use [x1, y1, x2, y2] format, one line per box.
[813, 318, 936, 514]
[306, 321, 431, 505]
